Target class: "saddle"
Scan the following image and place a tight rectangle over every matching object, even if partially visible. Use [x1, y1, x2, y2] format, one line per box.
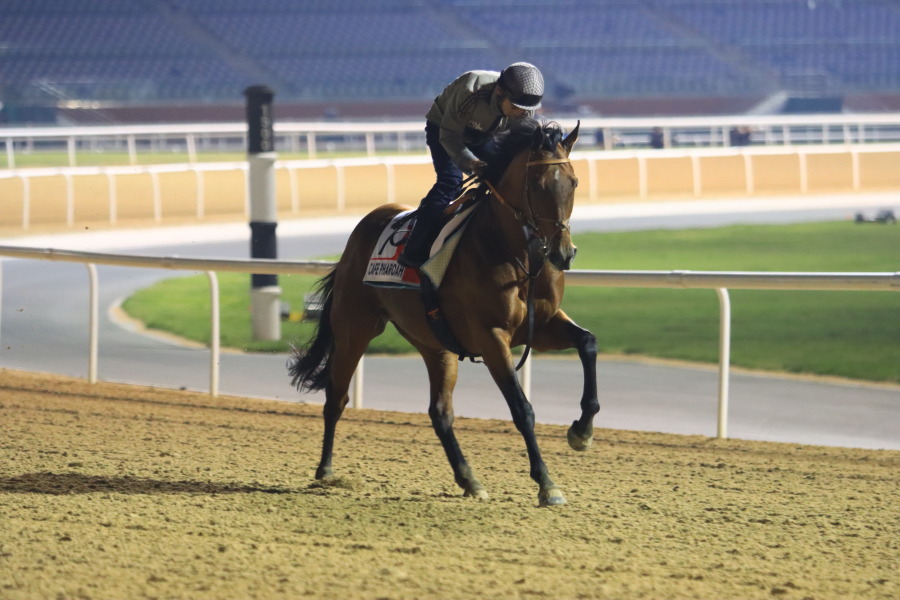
[363, 187, 486, 361]
[363, 188, 483, 290]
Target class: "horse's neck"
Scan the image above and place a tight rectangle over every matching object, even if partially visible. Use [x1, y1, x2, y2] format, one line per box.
[463, 184, 563, 311]
[466, 182, 529, 268]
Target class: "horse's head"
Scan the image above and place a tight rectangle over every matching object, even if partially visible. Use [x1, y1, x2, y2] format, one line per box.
[491, 120, 580, 271]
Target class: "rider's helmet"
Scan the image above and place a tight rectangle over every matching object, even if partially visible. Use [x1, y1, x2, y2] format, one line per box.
[498, 62, 544, 110]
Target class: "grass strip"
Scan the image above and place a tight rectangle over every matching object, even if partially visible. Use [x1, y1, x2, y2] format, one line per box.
[121, 221, 899, 383]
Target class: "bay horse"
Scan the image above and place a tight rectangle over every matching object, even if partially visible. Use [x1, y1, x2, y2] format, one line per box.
[289, 118, 598, 506]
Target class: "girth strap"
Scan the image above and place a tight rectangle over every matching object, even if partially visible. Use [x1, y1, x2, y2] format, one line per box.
[419, 276, 482, 364]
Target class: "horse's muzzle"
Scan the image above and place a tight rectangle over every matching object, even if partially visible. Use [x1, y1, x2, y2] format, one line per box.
[551, 244, 577, 271]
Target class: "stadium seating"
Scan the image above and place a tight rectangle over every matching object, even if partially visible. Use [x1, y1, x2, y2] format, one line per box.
[1, 0, 898, 117]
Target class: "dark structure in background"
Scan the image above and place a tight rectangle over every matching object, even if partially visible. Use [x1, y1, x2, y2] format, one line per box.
[244, 85, 280, 342]
[1, 0, 899, 124]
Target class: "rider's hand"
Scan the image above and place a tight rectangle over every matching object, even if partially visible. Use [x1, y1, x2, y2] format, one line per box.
[469, 159, 487, 177]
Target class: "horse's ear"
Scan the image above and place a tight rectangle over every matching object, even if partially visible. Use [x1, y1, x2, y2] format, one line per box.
[561, 120, 580, 155]
[531, 125, 545, 150]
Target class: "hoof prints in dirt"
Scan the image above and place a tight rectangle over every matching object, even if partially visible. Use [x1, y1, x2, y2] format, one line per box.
[2, 369, 898, 600]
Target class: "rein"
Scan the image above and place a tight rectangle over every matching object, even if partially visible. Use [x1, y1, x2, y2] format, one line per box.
[483, 155, 572, 371]
[484, 157, 572, 258]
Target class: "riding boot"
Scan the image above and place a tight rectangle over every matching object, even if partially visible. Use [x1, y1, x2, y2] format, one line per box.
[397, 219, 436, 269]
[398, 199, 447, 268]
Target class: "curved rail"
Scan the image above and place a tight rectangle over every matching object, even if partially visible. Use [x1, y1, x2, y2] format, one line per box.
[1, 244, 897, 439]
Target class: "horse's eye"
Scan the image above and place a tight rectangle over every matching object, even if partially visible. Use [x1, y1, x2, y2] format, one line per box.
[572, 178, 579, 188]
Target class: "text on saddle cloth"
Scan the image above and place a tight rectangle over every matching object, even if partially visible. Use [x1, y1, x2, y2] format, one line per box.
[363, 202, 479, 290]
[363, 210, 421, 288]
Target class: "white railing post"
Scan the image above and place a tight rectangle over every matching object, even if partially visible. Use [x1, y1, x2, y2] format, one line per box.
[242, 167, 250, 218]
[587, 158, 598, 202]
[4, 137, 14, 169]
[127, 134, 137, 165]
[351, 356, 364, 408]
[19, 174, 30, 230]
[64, 173, 75, 228]
[150, 171, 162, 222]
[186, 133, 197, 163]
[106, 172, 117, 225]
[715, 288, 731, 439]
[207, 271, 220, 397]
[194, 168, 205, 219]
[520, 352, 532, 399]
[86, 263, 99, 384]
[691, 154, 702, 197]
[385, 163, 395, 204]
[288, 167, 300, 214]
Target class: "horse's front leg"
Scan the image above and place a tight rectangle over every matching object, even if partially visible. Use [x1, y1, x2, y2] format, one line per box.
[482, 330, 566, 507]
[420, 347, 488, 500]
[534, 310, 599, 451]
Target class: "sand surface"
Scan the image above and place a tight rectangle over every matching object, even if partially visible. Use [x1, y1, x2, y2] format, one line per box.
[1, 368, 897, 599]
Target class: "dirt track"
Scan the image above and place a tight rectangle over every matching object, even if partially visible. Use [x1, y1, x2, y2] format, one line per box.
[1, 368, 897, 600]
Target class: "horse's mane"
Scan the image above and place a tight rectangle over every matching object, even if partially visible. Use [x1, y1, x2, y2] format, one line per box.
[481, 118, 565, 184]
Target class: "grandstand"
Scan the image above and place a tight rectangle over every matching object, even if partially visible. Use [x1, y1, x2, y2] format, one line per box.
[1, 0, 899, 123]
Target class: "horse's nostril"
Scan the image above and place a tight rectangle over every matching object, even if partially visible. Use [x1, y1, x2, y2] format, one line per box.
[550, 251, 574, 271]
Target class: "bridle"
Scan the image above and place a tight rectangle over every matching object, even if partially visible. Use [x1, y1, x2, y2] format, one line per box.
[483, 156, 573, 271]
[480, 152, 574, 370]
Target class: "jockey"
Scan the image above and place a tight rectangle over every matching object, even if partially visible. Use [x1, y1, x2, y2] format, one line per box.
[397, 62, 544, 269]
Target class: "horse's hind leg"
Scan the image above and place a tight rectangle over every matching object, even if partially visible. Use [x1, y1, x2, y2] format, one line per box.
[317, 381, 346, 480]
[421, 348, 488, 500]
[317, 307, 385, 480]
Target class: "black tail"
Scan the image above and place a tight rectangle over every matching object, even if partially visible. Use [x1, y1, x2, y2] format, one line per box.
[288, 269, 336, 393]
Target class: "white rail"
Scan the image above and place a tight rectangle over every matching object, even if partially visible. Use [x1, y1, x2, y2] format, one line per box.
[0, 155, 439, 229]
[3, 113, 900, 166]
[0, 245, 897, 439]
[2, 144, 898, 231]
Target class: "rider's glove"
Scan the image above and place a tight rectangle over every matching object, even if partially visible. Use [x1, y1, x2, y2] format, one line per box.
[468, 159, 487, 178]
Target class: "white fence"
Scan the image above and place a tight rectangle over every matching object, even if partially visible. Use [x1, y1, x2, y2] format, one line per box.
[3, 143, 899, 230]
[0, 155, 433, 229]
[4, 113, 900, 167]
[1, 244, 897, 439]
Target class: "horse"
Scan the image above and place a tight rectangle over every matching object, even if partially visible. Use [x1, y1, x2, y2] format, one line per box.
[289, 118, 599, 506]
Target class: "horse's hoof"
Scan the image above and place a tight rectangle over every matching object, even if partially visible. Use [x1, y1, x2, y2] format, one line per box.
[538, 487, 567, 507]
[315, 466, 333, 480]
[464, 487, 489, 501]
[567, 424, 593, 452]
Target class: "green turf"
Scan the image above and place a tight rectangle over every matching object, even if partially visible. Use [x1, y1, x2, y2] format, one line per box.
[120, 222, 899, 383]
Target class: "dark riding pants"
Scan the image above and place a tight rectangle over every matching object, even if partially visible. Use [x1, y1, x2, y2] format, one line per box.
[401, 121, 494, 266]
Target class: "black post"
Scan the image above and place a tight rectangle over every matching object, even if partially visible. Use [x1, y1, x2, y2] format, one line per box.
[244, 85, 280, 341]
